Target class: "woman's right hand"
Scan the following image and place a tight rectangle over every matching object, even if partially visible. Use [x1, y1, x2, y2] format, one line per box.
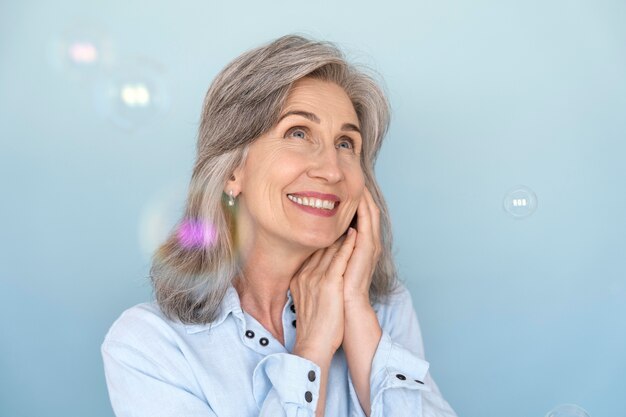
[290, 228, 357, 365]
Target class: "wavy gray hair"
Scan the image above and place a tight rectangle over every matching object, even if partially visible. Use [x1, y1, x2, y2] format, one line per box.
[150, 34, 399, 324]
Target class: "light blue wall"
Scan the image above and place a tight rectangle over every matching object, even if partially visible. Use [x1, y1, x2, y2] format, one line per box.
[1, 1, 624, 416]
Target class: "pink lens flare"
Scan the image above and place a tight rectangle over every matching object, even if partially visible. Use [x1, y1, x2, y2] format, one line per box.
[177, 218, 217, 249]
[68, 42, 98, 64]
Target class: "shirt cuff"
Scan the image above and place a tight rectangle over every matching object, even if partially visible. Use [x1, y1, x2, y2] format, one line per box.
[253, 353, 322, 414]
[370, 330, 432, 405]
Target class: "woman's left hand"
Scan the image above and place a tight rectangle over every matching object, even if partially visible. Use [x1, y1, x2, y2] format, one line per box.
[342, 186, 382, 306]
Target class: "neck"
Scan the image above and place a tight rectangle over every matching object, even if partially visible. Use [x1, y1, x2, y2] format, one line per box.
[234, 233, 314, 322]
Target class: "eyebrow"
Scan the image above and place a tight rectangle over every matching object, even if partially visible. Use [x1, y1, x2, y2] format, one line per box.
[278, 110, 361, 134]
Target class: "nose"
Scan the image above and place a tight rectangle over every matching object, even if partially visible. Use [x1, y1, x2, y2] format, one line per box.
[307, 144, 344, 184]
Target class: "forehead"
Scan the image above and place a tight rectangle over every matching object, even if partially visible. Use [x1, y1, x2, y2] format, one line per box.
[282, 77, 360, 125]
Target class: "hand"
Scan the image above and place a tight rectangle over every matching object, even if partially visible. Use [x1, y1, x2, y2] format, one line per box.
[290, 229, 357, 362]
[342, 187, 382, 306]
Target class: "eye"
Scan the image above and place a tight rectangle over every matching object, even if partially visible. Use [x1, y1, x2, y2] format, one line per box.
[285, 127, 308, 140]
[337, 137, 355, 150]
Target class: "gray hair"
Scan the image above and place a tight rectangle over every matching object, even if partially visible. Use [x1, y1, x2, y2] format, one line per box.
[150, 34, 400, 324]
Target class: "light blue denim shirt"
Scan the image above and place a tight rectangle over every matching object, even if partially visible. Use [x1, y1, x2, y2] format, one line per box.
[101, 282, 457, 417]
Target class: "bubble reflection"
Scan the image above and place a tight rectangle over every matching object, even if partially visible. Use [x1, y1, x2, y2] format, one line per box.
[545, 404, 590, 417]
[94, 58, 169, 130]
[48, 22, 113, 80]
[503, 185, 538, 219]
[138, 182, 187, 261]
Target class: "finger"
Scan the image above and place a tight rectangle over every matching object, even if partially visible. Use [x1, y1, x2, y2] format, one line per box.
[354, 189, 373, 243]
[303, 247, 325, 271]
[363, 187, 382, 254]
[325, 228, 357, 277]
[314, 233, 348, 274]
[292, 249, 325, 288]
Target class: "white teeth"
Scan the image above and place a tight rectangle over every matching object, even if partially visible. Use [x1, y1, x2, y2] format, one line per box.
[287, 194, 337, 210]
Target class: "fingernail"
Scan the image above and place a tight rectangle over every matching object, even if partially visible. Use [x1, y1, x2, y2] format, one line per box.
[348, 227, 354, 236]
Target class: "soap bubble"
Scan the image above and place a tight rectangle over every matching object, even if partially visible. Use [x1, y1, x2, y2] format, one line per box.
[545, 404, 590, 417]
[94, 58, 170, 130]
[138, 182, 187, 262]
[503, 185, 538, 219]
[48, 22, 114, 80]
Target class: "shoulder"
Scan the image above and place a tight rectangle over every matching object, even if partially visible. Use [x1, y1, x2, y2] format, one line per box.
[102, 302, 185, 353]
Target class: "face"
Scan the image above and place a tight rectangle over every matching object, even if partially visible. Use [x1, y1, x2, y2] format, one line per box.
[231, 77, 365, 252]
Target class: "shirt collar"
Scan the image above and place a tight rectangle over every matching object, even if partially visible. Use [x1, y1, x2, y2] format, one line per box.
[183, 284, 293, 334]
[183, 284, 243, 334]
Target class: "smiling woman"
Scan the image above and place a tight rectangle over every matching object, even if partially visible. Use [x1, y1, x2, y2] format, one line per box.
[101, 34, 458, 417]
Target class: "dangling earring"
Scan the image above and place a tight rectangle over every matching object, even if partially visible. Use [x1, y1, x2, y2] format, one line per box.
[228, 190, 235, 206]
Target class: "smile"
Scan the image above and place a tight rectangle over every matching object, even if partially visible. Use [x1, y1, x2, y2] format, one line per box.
[287, 194, 337, 210]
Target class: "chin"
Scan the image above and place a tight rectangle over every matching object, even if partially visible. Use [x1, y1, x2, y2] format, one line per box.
[293, 229, 345, 250]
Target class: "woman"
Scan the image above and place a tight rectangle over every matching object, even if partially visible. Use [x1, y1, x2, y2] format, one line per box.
[102, 34, 457, 417]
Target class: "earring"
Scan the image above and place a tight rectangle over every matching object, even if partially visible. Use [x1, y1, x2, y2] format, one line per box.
[228, 190, 235, 206]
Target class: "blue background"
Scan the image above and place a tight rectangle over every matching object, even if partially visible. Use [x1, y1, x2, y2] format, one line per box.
[1, 1, 625, 416]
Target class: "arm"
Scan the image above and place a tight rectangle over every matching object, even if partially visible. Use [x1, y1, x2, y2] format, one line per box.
[101, 310, 323, 417]
[102, 340, 220, 417]
[341, 188, 457, 416]
[345, 284, 458, 417]
[341, 299, 382, 417]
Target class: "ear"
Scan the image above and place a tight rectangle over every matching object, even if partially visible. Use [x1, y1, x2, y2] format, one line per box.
[224, 166, 244, 197]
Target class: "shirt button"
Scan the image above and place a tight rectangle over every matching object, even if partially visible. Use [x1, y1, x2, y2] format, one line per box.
[396, 374, 406, 381]
[415, 379, 424, 384]
[259, 337, 269, 346]
[304, 391, 313, 403]
[290, 304, 296, 313]
[245, 330, 255, 338]
[308, 370, 316, 382]
[292, 320, 297, 328]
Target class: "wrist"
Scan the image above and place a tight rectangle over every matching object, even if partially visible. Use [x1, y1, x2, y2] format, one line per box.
[293, 344, 333, 368]
[343, 295, 371, 312]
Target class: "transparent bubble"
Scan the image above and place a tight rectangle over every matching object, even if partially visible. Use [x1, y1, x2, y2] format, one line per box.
[94, 58, 170, 130]
[503, 185, 538, 219]
[545, 404, 590, 417]
[138, 182, 188, 262]
[48, 21, 114, 80]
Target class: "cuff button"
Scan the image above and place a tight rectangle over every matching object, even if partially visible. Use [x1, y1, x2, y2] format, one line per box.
[259, 337, 269, 346]
[305, 391, 313, 402]
[245, 330, 255, 339]
[308, 370, 316, 382]
[415, 379, 424, 384]
[395, 373, 407, 380]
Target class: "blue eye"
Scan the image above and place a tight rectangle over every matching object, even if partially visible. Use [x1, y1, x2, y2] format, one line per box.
[337, 138, 355, 150]
[286, 127, 307, 140]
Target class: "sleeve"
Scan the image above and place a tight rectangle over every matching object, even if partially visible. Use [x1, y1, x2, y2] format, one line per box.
[102, 319, 322, 417]
[252, 353, 322, 417]
[102, 340, 219, 417]
[347, 284, 458, 417]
